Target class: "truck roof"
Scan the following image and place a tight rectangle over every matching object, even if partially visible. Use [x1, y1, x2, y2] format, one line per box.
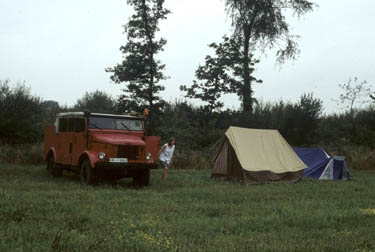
[57, 112, 143, 119]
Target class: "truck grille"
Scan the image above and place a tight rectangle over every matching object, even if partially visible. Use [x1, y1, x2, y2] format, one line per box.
[117, 146, 139, 160]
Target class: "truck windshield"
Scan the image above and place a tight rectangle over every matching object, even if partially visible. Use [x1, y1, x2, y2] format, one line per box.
[89, 116, 143, 131]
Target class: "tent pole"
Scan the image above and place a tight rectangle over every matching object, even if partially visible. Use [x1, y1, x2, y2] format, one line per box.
[242, 168, 248, 186]
[228, 142, 231, 181]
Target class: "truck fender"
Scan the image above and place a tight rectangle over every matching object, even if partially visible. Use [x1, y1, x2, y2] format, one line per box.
[45, 148, 57, 162]
[78, 151, 99, 169]
[145, 136, 161, 162]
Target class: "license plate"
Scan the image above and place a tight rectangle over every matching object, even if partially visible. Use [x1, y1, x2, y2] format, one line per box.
[109, 158, 128, 163]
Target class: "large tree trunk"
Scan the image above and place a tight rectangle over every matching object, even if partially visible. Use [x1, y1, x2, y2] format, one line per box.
[148, 53, 155, 134]
[141, 0, 155, 134]
[242, 28, 252, 113]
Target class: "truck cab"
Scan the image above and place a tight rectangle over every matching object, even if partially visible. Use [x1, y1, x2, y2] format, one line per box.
[43, 111, 160, 185]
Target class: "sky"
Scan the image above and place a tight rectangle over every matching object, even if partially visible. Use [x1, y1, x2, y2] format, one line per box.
[1, 0, 374, 114]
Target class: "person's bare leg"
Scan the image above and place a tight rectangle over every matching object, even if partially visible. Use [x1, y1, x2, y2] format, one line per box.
[162, 167, 168, 181]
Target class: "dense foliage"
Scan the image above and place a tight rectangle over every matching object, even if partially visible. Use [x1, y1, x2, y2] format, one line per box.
[1, 81, 374, 160]
[223, 0, 315, 112]
[0, 80, 43, 144]
[74, 90, 117, 114]
[106, 0, 170, 133]
[181, 36, 262, 113]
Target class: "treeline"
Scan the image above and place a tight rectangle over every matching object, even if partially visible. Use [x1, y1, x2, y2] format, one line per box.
[2, 1, 374, 169]
[1, 80, 374, 168]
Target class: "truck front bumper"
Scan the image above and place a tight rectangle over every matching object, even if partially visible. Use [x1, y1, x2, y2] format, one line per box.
[93, 162, 158, 178]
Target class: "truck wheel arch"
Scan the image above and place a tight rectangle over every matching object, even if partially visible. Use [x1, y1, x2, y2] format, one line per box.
[78, 152, 97, 169]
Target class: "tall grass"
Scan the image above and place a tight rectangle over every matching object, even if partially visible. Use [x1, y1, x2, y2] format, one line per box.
[0, 165, 375, 251]
[173, 149, 212, 170]
[1, 142, 374, 171]
[0, 143, 43, 164]
[0, 143, 214, 170]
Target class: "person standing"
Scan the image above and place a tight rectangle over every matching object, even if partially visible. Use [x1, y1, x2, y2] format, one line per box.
[158, 137, 176, 181]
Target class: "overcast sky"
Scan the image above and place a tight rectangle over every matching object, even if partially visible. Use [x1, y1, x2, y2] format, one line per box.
[1, 0, 374, 113]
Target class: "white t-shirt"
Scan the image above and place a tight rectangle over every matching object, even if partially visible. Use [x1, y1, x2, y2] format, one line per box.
[159, 144, 175, 164]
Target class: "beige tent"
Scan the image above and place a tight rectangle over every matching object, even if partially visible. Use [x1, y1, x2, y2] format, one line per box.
[212, 127, 307, 183]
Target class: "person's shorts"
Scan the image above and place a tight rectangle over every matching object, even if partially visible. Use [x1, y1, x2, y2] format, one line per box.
[159, 160, 169, 169]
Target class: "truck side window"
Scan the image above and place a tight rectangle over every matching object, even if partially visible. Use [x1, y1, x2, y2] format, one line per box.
[59, 118, 85, 133]
[67, 118, 75, 132]
[59, 118, 69, 132]
[75, 118, 85, 132]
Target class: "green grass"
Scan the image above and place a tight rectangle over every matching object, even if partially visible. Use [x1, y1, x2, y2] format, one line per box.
[1, 164, 375, 252]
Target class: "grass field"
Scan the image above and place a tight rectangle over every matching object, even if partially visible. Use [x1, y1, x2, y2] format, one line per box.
[1, 164, 375, 252]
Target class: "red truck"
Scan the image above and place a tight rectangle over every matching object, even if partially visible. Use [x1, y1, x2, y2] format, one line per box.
[43, 111, 160, 185]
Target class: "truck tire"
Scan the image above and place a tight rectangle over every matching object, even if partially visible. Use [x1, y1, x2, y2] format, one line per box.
[80, 159, 96, 185]
[133, 168, 150, 186]
[47, 155, 63, 177]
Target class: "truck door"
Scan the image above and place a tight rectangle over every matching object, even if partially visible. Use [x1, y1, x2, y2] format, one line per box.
[71, 117, 87, 166]
[56, 117, 73, 165]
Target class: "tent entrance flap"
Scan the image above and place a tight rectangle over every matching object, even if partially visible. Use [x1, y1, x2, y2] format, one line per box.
[212, 139, 230, 178]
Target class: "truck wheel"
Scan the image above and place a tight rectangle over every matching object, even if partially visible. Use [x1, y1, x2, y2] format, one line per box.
[133, 168, 150, 186]
[47, 155, 63, 177]
[80, 159, 96, 185]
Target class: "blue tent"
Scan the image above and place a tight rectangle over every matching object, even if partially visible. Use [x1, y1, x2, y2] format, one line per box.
[293, 147, 351, 180]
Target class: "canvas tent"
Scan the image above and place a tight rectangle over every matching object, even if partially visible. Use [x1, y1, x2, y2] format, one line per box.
[293, 147, 351, 180]
[212, 127, 307, 183]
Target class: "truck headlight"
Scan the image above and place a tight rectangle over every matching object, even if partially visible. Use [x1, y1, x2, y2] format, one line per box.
[98, 152, 106, 160]
[146, 152, 152, 160]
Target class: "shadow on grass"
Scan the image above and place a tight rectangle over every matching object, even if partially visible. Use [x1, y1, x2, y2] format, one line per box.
[52, 170, 149, 190]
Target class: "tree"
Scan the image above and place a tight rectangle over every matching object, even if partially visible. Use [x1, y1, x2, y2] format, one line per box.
[368, 82, 375, 102]
[41, 100, 59, 111]
[336, 77, 374, 137]
[41, 100, 62, 125]
[181, 36, 261, 114]
[180, 37, 233, 114]
[292, 93, 323, 145]
[74, 90, 117, 114]
[0, 80, 43, 144]
[337, 77, 372, 116]
[224, 0, 315, 112]
[106, 0, 170, 130]
[242, 94, 322, 145]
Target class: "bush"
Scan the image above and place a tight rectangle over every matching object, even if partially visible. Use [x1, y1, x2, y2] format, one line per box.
[0, 80, 44, 144]
[173, 149, 212, 170]
[74, 90, 118, 114]
[326, 145, 375, 171]
[1, 84, 373, 171]
[0, 144, 43, 165]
